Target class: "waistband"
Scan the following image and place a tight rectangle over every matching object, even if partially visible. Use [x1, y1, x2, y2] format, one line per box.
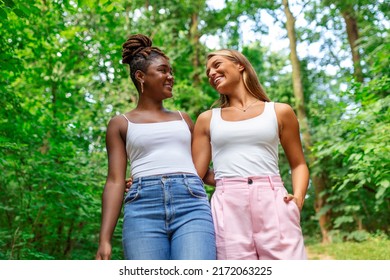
[134, 172, 199, 183]
[216, 175, 283, 188]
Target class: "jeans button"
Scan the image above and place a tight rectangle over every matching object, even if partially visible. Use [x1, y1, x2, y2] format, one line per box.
[248, 178, 253, 184]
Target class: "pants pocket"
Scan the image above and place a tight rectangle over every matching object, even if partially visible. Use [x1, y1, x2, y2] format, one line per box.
[124, 183, 141, 204]
[185, 178, 208, 199]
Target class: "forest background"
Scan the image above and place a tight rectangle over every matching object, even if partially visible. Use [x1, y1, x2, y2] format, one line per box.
[0, 0, 389, 260]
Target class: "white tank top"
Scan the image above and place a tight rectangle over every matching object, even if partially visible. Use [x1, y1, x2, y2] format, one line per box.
[210, 102, 280, 179]
[122, 112, 198, 179]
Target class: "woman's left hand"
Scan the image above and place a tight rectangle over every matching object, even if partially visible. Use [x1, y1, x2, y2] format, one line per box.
[125, 178, 132, 193]
[284, 194, 303, 211]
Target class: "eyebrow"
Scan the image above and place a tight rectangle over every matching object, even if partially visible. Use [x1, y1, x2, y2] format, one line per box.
[157, 63, 170, 68]
[156, 64, 173, 71]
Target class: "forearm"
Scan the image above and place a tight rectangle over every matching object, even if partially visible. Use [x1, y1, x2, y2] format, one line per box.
[291, 163, 309, 209]
[98, 183, 125, 244]
[203, 167, 215, 187]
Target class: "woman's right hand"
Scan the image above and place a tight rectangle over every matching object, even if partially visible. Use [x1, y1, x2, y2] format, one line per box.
[95, 242, 112, 260]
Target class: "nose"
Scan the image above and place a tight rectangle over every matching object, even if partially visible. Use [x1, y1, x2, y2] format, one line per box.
[208, 68, 216, 78]
[167, 74, 174, 84]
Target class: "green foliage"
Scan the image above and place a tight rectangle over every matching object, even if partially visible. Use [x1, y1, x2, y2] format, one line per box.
[312, 80, 390, 234]
[1, 0, 389, 260]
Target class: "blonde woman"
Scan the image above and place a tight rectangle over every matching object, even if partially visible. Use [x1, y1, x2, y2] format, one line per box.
[192, 49, 309, 260]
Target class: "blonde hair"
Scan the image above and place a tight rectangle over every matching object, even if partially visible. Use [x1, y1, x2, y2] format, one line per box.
[207, 49, 270, 108]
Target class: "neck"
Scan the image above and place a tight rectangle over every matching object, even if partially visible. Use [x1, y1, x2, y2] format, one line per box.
[136, 96, 165, 111]
[229, 94, 258, 108]
[227, 94, 260, 112]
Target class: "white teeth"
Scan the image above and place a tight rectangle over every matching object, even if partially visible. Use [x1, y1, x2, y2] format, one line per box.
[214, 77, 222, 85]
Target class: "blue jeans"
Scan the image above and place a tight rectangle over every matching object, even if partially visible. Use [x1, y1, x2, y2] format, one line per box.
[122, 173, 216, 260]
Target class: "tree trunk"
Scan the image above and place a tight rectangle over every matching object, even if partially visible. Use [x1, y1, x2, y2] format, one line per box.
[342, 9, 363, 82]
[189, 12, 201, 86]
[313, 175, 331, 243]
[282, 0, 331, 243]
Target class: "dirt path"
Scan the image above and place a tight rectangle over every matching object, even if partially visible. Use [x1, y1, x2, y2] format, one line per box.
[306, 248, 334, 260]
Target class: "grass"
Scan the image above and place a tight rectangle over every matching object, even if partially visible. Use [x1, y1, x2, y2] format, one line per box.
[306, 237, 390, 260]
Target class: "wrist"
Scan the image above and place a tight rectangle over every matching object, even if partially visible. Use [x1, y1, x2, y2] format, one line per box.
[294, 196, 304, 210]
[98, 236, 112, 244]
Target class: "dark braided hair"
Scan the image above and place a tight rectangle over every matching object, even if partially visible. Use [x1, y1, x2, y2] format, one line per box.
[122, 34, 168, 92]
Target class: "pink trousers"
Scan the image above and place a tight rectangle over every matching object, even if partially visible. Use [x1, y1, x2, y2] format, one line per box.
[211, 175, 307, 260]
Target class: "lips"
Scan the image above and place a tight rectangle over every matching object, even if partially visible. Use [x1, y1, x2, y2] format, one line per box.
[164, 83, 173, 90]
[213, 76, 224, 86]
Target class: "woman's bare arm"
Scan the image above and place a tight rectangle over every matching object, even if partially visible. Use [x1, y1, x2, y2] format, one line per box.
[192, 110, 213, 181]
[275, 103, 309, 210]
[96, 116, 128, 260]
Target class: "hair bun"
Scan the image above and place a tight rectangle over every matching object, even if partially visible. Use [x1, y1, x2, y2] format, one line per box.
[122, 34, 153, 64]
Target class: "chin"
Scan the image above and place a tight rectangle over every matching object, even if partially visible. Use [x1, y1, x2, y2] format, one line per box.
[215, 84, 227, 94]
[216, 88, 228, 95]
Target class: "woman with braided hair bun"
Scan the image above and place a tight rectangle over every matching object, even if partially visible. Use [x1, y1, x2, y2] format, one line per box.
[95, 34, 216, 260]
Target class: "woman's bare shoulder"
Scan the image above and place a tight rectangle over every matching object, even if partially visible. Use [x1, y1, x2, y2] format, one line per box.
[274, 102, 296, 118]
[274, 102, 293, 112]
[196, 109, 213, 122]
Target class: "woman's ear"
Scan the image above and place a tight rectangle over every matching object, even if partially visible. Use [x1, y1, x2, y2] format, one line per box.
[135, 70, 145, 84]
[237, 64, 245, 72]
[135, 70, 145, 93]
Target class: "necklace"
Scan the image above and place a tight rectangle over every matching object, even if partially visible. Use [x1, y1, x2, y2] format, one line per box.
[231, 99, 259, 112]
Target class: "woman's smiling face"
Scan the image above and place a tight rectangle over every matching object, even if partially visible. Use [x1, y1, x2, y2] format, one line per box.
[143, 56, 174, 100]
[206, 55, 243, 95]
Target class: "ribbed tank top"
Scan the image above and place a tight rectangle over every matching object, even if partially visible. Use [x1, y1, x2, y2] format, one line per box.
[210, 102, 280, 179]
[122, 112, 198, 179]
